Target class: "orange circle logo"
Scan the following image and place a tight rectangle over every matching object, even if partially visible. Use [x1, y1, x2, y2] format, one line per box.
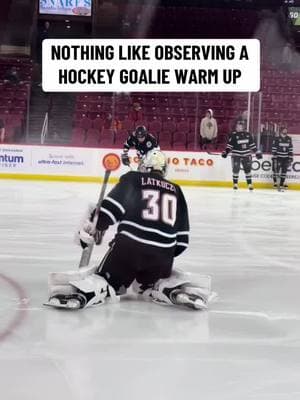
[102, 153, 121, 171]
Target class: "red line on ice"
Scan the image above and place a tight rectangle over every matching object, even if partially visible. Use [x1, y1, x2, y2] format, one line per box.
[0, 273, 27, 342]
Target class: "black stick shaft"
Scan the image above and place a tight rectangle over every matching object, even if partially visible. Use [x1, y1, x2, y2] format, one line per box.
[78, 170, 111, 268]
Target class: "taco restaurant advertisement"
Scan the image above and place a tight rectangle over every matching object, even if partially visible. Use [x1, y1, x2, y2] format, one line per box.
[0, 144, 300, 187]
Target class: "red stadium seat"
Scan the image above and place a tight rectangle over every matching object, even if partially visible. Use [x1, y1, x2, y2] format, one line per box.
[76, 102, 90, 112]
[160, 106, 172, 116]
[79, 117, 92, 130]
[0, 107, 10, 115]
[169, 97, 183, 107]
[7, 114, 23, 125]
[159, 130, 172, 149]
[14, 90, 28, 101]
[148, 118, 162, 135]
[85, 129, 100, 147]
[0, 99, 13, 109]
[186, 132, 198, 149]
[121, 118, 134, 131]
[70, 128, 85, 146]
[89, 94, 103, 103]
[157, 96, 169, 107]
[143, 96, 157, 106]
[172, 132, 187, 149]
[90, 103, 103, 112]
[176, 118, 190, 133]
[116, 104, 129, 114]
[135, 120, 148, 129]
[92, 116, 104, 130]
[114, 130, 130, 146]
[102, 96, 113, 104]
[162, 118, 176, 133]
[77, 94, 90, 102]
[13, 100, 26, 109]
[183, 97, 196, 107]
[100, 128, 114, 147]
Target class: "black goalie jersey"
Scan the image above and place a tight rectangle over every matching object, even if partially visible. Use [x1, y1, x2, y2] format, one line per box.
[97, 171, 189, 257]
[226, 130, 257, 157]
[272, 135, 293, 159]
[123, 133, 159, 157]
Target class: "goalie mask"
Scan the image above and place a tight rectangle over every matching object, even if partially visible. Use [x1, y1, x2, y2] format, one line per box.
[142, 150, 168, 177]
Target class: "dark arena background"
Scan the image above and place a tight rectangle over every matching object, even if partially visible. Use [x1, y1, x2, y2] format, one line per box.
[1, 1, 300, 400]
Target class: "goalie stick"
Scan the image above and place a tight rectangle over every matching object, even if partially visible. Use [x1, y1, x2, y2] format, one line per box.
[78, 154, 120, 268]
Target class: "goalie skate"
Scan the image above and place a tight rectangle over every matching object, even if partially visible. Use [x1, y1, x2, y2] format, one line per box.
[171, 288, 208, 310]
[44, 293, 87, 310]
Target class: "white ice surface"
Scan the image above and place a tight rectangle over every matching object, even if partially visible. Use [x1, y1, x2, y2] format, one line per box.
[0, 180, 300, 400]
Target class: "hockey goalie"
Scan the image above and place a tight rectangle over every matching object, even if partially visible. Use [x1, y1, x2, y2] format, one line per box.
[46, 150, 216, 311]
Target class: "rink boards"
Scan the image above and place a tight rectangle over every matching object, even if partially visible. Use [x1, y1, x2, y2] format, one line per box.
[0, 144, 300, 189]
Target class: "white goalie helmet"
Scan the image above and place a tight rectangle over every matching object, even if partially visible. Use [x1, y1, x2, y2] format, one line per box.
[142, 149, 168, 176]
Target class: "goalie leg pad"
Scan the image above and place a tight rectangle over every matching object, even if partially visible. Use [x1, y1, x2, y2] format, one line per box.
[136, 268, 215, 310]
[48, 264, 98, 287]
[47, 265, 119, 309]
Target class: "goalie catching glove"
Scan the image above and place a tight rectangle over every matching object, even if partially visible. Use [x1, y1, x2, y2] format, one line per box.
[79, 221, 105, 248]
[76, 203, 106, 249]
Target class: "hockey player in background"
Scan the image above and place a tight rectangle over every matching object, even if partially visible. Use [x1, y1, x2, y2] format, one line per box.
[121, 125, 159, 167]
[46, 150, 214, 311]
[222, 120, 262, 190]
[271, 126, 293, 191]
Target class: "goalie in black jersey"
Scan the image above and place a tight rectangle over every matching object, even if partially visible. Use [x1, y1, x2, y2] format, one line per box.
[271, 127, 293, 191]
[46, 150, 215, 311]
[222, 120, 262, 190]
[121, 125, 159, 167]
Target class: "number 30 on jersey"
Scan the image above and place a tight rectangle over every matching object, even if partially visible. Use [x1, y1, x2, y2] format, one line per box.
[142, 190, 177, 226]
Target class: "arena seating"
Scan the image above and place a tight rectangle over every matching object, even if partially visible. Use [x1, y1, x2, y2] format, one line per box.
[120, 5, 259, 39]
[0, 57, 33, 143]
[1, 7, 297, 151]
[71, 93, 224, 151]
[70, 60, 300, 151]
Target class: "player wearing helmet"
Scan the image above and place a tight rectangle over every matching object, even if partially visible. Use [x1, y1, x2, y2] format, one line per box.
[121, 125, 159, 167]
[46, 150, 215, 311]
[271, 126, 293, 191]
[222, 120, 262, 190]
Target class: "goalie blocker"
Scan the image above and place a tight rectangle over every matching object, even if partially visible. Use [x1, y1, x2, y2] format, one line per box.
[46, 150, 216, 311]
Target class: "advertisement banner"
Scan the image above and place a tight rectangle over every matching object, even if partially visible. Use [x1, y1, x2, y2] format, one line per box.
[39, 0, 92, 16]
[0, 145, 31, 172]
[30, 146, 95, 176]
[0, 145, 300, 187]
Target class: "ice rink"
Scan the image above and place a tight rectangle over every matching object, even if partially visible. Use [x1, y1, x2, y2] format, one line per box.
[1, 179, 300, 400]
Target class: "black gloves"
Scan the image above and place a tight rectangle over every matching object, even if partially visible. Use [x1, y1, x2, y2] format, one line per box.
[221, 151, 228, 158]
[121, 152, 130, 166]
[256, 151, 263, 160]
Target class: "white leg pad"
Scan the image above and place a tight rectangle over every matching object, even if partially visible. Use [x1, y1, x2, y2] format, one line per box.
[71, 274, 119, 306]
[48, 264, 98, 287]
[50, 284, 76, 296]
[135, 268, 216, 310]
[47, 264, 119, 309]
